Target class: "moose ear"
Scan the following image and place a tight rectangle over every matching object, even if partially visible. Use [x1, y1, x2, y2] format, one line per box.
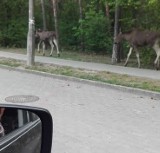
[38, 28, 42, 32]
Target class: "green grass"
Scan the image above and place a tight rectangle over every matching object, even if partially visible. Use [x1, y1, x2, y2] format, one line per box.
[0, 58, 22, 67]
[24, 62, 160, 93]
[0, 48, 159, 92]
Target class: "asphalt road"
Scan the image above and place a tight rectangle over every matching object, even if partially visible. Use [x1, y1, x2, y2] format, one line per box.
[0, 68, 160, 153]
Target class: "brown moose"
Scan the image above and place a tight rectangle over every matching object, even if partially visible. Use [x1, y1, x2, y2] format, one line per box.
[115, 28, 160, 69]
[35, 29, 60, 57]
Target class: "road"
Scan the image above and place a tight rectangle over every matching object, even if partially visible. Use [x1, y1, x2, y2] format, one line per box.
[0, 68, 160, 153]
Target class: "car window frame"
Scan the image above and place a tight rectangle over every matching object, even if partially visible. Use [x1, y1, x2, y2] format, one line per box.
[0, 104, 53, 153]
[0, 118, 41, 152]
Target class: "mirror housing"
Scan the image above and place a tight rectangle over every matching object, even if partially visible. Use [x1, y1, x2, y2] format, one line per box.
[0, 104, 53, 153]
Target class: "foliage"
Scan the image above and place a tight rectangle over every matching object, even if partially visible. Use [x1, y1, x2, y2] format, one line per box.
[140, 48, 156, 67]
[1, 19, 28, 47]
[0, 0, 28, 47]
[73, 8, 112, 53]
[58, 1, 79, 48]
[0, 0, 160, 66]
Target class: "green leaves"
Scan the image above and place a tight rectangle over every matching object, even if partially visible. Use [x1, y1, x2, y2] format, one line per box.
[148, 0, 158, 5]
[0, 0, 28, 47]
[73, 8, 112, 53]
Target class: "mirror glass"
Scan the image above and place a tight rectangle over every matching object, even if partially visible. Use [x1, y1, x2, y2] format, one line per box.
[0, 108, 42, 153]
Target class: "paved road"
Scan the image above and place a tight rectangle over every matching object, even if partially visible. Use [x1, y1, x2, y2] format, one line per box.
[0, 51, 160, 80]
[0, 68, 160, 153]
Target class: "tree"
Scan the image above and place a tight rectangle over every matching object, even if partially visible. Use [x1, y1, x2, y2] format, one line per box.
[52, 0, 60, 51]
[78, 0, 84, 51]
[74, 7, 111, 53]
[41, 0, 47, 30]
[112, 1, 121, 64]
[27, 0, 35, 66]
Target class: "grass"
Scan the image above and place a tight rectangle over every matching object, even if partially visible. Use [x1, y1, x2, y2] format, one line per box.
[0, 57, 159, 93]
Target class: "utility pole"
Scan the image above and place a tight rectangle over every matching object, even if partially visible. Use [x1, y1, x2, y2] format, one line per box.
[27, 0, 35, 66]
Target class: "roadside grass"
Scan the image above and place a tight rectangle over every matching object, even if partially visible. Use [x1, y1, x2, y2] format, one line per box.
[0, 57, 159, 93]
[0, 58, 22, 67]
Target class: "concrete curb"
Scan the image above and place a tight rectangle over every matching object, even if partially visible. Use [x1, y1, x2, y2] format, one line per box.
[0, 64, 160, 100]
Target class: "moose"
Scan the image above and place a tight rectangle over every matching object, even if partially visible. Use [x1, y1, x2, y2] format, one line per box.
[115, 28, 160, 70]
[35, 29, 60, 57]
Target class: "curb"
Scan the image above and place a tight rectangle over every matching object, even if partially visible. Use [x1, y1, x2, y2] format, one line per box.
[0, 64, 160, 100]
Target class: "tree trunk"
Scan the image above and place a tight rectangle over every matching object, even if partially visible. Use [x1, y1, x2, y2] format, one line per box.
[78, 0, 83, 20]
[41, 0, 47, 30]
[105, 3, 110, 18]
[112, 3, 121, 64]
[27, 0, 35, 66]
[52, 0, 60, 50]
[78, 0, 84, 51]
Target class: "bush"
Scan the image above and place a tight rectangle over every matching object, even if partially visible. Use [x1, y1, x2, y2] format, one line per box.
[58, 1, 79, 48]
[73, 9, 112, 54]
[140, 48, 156, 67]
[0, 19, 28, 47]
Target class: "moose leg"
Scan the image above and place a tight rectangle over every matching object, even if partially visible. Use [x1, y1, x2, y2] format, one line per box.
[37, 40, 42, 53]
[53, 38, 60, 57]
[124, 47, 133, 66]
[153, 41, 160, 70]
[154, 52, 160, 70]
[158, 58, 159, 70]
[49, 38, 54, 56]
[135, 49, 140, 68]
[42, 41, 45, 56]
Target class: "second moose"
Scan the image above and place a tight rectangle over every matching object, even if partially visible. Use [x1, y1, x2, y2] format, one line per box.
[35, 29, 60, 57]
[115, 28, 160, 70]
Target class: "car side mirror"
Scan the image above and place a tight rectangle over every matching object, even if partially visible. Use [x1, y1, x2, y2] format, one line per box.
[0, 104, 53, 153]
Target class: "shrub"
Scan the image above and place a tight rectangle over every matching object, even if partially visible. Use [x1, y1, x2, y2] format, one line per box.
[73, 9, 112, 54]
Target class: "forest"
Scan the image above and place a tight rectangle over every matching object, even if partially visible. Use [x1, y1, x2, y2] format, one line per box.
[0, 0, 160, 65]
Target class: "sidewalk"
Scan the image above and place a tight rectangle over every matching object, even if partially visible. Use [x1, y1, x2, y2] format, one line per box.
[0, 50, 160, 80]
